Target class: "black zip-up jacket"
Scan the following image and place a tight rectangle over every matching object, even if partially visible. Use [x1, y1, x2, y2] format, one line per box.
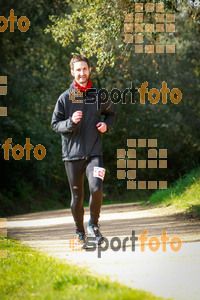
[51, 81, 116, 161]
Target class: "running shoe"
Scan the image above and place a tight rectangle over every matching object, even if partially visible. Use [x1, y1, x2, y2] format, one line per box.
[76, 232, 87, 249]
[87, 220, 104, 245]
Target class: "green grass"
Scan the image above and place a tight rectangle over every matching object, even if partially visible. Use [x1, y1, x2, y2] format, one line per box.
[148, 167, 200, 218]
[0, 237, 166, 300]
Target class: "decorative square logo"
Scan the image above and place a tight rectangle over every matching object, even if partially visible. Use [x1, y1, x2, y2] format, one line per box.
[124, 2, 176, 53]
[0, 76, 7, 117]
[69, 89, 83, 103]
[117, 139, 167, 189]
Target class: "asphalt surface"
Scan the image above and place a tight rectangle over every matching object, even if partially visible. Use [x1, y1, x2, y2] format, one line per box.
[6, 203, 200, 300]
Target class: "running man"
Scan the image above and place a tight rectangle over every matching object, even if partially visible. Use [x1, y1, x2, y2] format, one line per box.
[51, 55, 116, 247]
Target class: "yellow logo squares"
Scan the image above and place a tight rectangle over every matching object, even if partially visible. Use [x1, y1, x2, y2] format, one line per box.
[117, 139, 167, 189]
[69, 89, 83, 103]
[145, 3, 154, 12]
[0, 76, 7, 117]
[69, 236, 84, 251]
[124, 2, 176, 54]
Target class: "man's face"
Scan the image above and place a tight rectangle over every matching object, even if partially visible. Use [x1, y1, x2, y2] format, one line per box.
[71, 61, 91, 86]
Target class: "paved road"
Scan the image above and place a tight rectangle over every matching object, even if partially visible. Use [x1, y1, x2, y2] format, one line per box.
[7, 203, 200, 300]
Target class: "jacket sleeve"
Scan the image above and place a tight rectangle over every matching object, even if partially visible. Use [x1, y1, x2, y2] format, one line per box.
[101, 98, 117, 134]
[51, 96, 77, 133]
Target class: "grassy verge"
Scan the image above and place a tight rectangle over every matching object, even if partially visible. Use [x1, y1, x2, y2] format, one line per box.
[0, 237, 165, 300]
[148, 167, 200, 218]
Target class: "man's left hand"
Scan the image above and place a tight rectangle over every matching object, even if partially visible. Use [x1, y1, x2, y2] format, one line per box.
[96, 122, 107, 133]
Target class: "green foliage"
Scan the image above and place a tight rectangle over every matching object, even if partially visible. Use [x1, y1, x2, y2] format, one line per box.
[45, 0, 199, 72]
[45, 0, 124, 72]
[45, 0, 200, 189]
[148, 167, 200, 218]
[0, 0, 72, 215]
[0, 0, 200, 216]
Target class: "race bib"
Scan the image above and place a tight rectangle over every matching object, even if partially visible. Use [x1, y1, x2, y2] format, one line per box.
[93, 167, 106, 181]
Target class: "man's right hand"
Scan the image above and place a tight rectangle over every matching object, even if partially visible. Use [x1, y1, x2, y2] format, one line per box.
[71, 110, 83, 124]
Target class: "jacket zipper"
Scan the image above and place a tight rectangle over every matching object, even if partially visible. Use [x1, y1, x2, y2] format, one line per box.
[82, 94, 88, 160]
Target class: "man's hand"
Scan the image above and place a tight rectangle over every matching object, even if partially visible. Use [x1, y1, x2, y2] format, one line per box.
[96, 122, 107, 133]
[72, 110, 83, 124]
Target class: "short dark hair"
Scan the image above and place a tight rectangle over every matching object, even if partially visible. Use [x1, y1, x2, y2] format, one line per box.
[70, 55, 90, 70]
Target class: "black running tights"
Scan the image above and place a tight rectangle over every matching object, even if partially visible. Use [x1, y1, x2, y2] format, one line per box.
[64, 156, 103, 234]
